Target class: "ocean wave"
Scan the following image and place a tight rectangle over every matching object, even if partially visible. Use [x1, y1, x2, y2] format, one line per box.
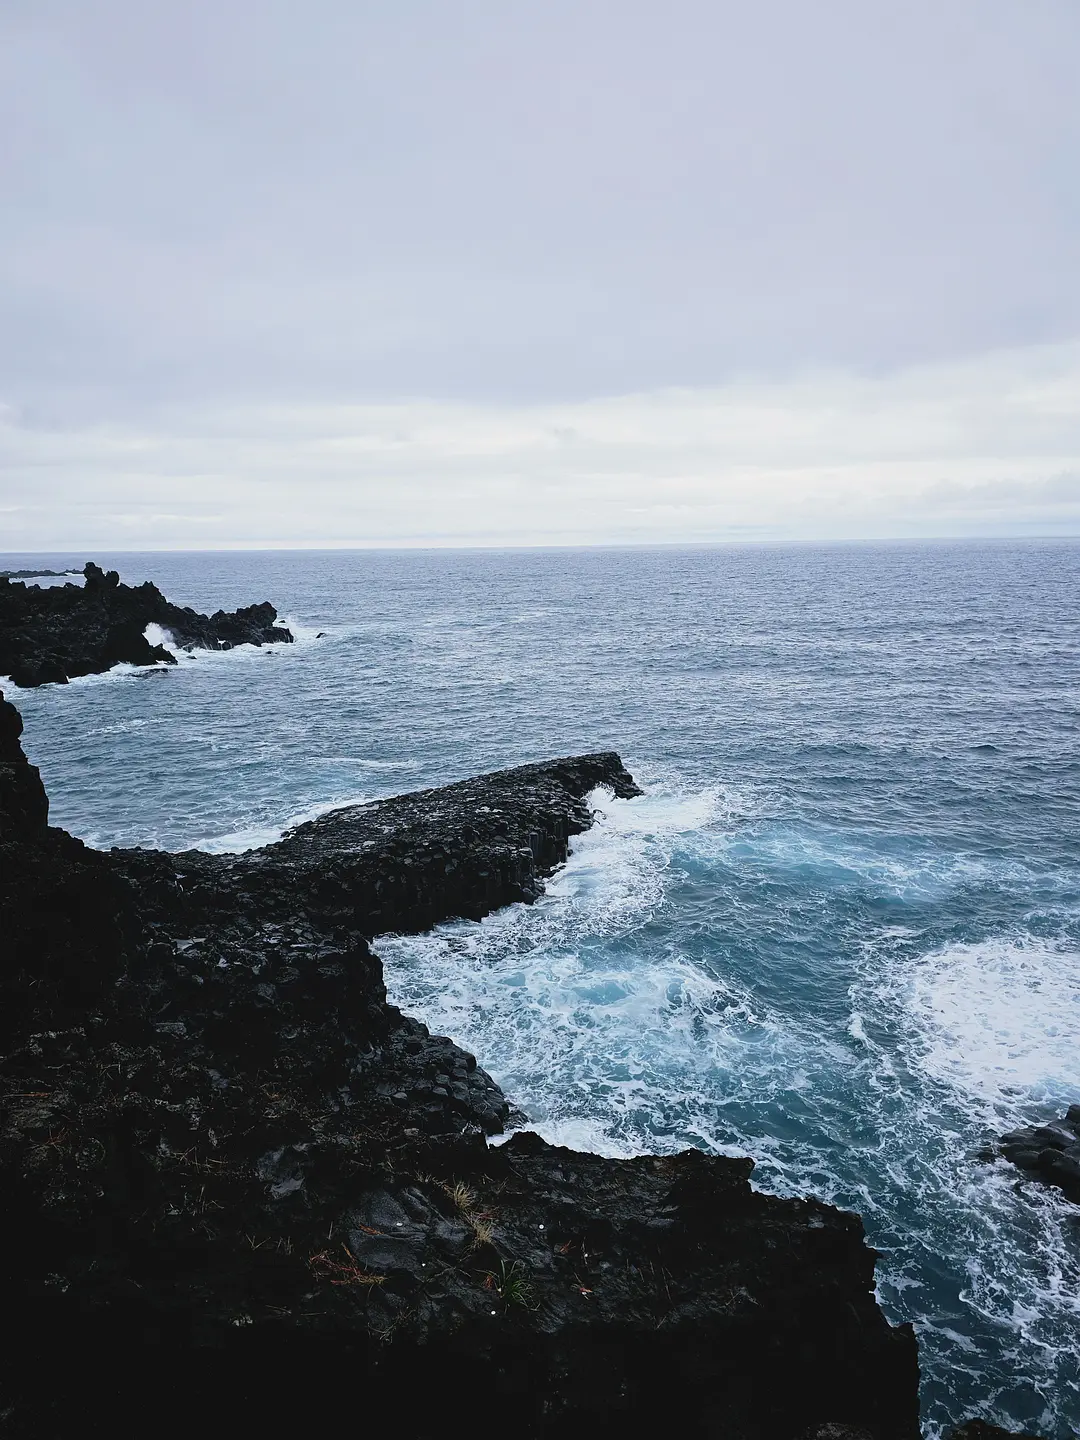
[860, 933, 1080, 1120]
[142, 620, 306, 665]
[376, 776, 797, 1160]
[190, 792, 373, 853]
[379, 788, 1080, 1438]
[0, 660, 174, 693]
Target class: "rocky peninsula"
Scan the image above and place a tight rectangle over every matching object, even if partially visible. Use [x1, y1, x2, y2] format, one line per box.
[0, 682, 1042, 1437]
[0, 561, 291, 687]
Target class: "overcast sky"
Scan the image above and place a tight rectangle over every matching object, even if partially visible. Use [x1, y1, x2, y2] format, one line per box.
[2, 0, 1078, 549]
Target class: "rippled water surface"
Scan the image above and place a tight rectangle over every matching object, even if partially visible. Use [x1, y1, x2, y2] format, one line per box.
[5, 543, 1080, 1437]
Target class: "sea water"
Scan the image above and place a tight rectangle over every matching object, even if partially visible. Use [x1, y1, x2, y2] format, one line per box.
[4, 542, 1079, 1437]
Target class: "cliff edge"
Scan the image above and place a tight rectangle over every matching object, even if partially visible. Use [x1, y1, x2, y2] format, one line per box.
[0, 695, 920, 1437]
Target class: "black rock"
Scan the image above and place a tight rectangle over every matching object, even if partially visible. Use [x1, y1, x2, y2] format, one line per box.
[996, 1108, 1080, 1203]
[0, 567, 81, 580]
[0, 689, 48, 839]
[0, 702, 922, 1437]
[0, 562, 293, 686]
[948, 1422, 1047, 1440]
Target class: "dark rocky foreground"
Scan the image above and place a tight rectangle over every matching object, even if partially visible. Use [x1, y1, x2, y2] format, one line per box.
[0, 689, 1034, 1438]
[995, 1109, 1080, 1204]
[0, 561, 291, 686]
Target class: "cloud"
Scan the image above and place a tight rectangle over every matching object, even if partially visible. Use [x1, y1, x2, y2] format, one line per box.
[2, 3, 1078, 550]
[3, 341, 1079, 549]
[2, 0, 1079, 413]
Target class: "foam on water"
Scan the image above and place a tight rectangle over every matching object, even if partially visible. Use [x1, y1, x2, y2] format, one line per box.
[275, 615, 324, 645]
[378, 781, 803, 1157]
[0, 660, 175, 693]
[849, 931, 1080, 1438]
[142, 621, 306, 670]
[893, 937, 1080, 1115]
[143, 622, 176, 652]
[379, 780, 1080, 1439]
[193, 792, 371, 853]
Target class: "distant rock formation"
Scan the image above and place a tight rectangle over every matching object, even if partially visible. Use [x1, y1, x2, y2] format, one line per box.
[0, 560, 292, 686]
[0, 567, 81, 580]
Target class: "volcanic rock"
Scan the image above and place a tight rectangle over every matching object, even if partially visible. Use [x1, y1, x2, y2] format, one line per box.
[948, 1423, 1046, 1440]
[0, 689, 48, 839]
[0, 709, 919, 1437]
[996, 1109, 1080, 1203]
[0, 561, 292, 686]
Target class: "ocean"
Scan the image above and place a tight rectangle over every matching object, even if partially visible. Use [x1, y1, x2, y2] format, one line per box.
[4, 542, 1079, 1437]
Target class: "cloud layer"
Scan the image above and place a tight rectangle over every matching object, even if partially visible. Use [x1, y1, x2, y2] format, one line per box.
[4, 342, 1079, 548]
[2, 2, 1078, 547]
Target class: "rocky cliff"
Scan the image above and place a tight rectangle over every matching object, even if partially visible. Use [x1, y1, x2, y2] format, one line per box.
[0, 689, 925, 1436]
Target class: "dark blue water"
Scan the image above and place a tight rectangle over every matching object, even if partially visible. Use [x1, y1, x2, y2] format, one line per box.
[5, 543, 1079, 1437]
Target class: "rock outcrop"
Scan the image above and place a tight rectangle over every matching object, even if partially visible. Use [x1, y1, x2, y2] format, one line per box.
[0, 703, 921, 1437]
[0, 561, 292, 686]
[948, 1423, 1046, 1440]
[0, 689, 48, 838]
[995, 1109, 1080, 1203]
[0, 567, 81, 580]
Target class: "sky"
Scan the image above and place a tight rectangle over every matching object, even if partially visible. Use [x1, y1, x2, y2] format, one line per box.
[2, 0, 1079, 549]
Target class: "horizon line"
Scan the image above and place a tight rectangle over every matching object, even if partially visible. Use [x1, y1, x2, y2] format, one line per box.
[3, 533, 1080, 558]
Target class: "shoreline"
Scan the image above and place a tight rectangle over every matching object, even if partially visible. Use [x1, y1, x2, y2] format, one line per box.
[0, 687, 928, 1436]
[0, 565, 1051, 1437]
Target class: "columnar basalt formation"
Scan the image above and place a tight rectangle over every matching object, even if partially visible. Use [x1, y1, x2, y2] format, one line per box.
[0, 697, 923, 1436]
[0, 561, 292, 686]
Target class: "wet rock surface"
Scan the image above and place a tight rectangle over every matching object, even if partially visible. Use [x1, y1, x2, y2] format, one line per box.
[948, 1423, 1047, 1440]
[996, 1108, 1080, 1203]
[0, 696, 922, 1437]
[0, 690, 48, 839]
[0, 561, 291, 686]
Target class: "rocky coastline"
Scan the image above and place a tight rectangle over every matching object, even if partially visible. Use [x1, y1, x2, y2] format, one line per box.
[0, 679, 1045, 1437]
[0, 561, 291, 687]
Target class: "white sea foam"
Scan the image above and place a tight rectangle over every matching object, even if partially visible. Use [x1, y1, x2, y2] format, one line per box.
[847, 928, 1080, 1436]
[876, 935, 1080, 1117]
[274, 614, 324, 645]
[18, 660, 176, 691]
[193, 792, 373, 853]
[84, 717, 160, 738]
[730, 825, 1056, 903]
[379, 788, 1080, 1436]
[376, 777, 803, 1161]
[140, 616, 320, 673]
[143, 622, 177, 653]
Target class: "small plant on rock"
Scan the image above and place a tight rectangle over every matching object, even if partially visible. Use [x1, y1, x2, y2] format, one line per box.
[309, 1245, 386, 1287]
[442, 1179, 496, 1248]
[484, 1259, 535, 1309]
[467, 1215, 495, 1249]
[445, 1180, 476, 1212]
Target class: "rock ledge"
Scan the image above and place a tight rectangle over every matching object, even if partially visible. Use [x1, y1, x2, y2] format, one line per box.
[0, 692, 921, 1436]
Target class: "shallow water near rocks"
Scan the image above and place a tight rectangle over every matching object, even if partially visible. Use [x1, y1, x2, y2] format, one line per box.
[5, 542, 1080, 1438]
